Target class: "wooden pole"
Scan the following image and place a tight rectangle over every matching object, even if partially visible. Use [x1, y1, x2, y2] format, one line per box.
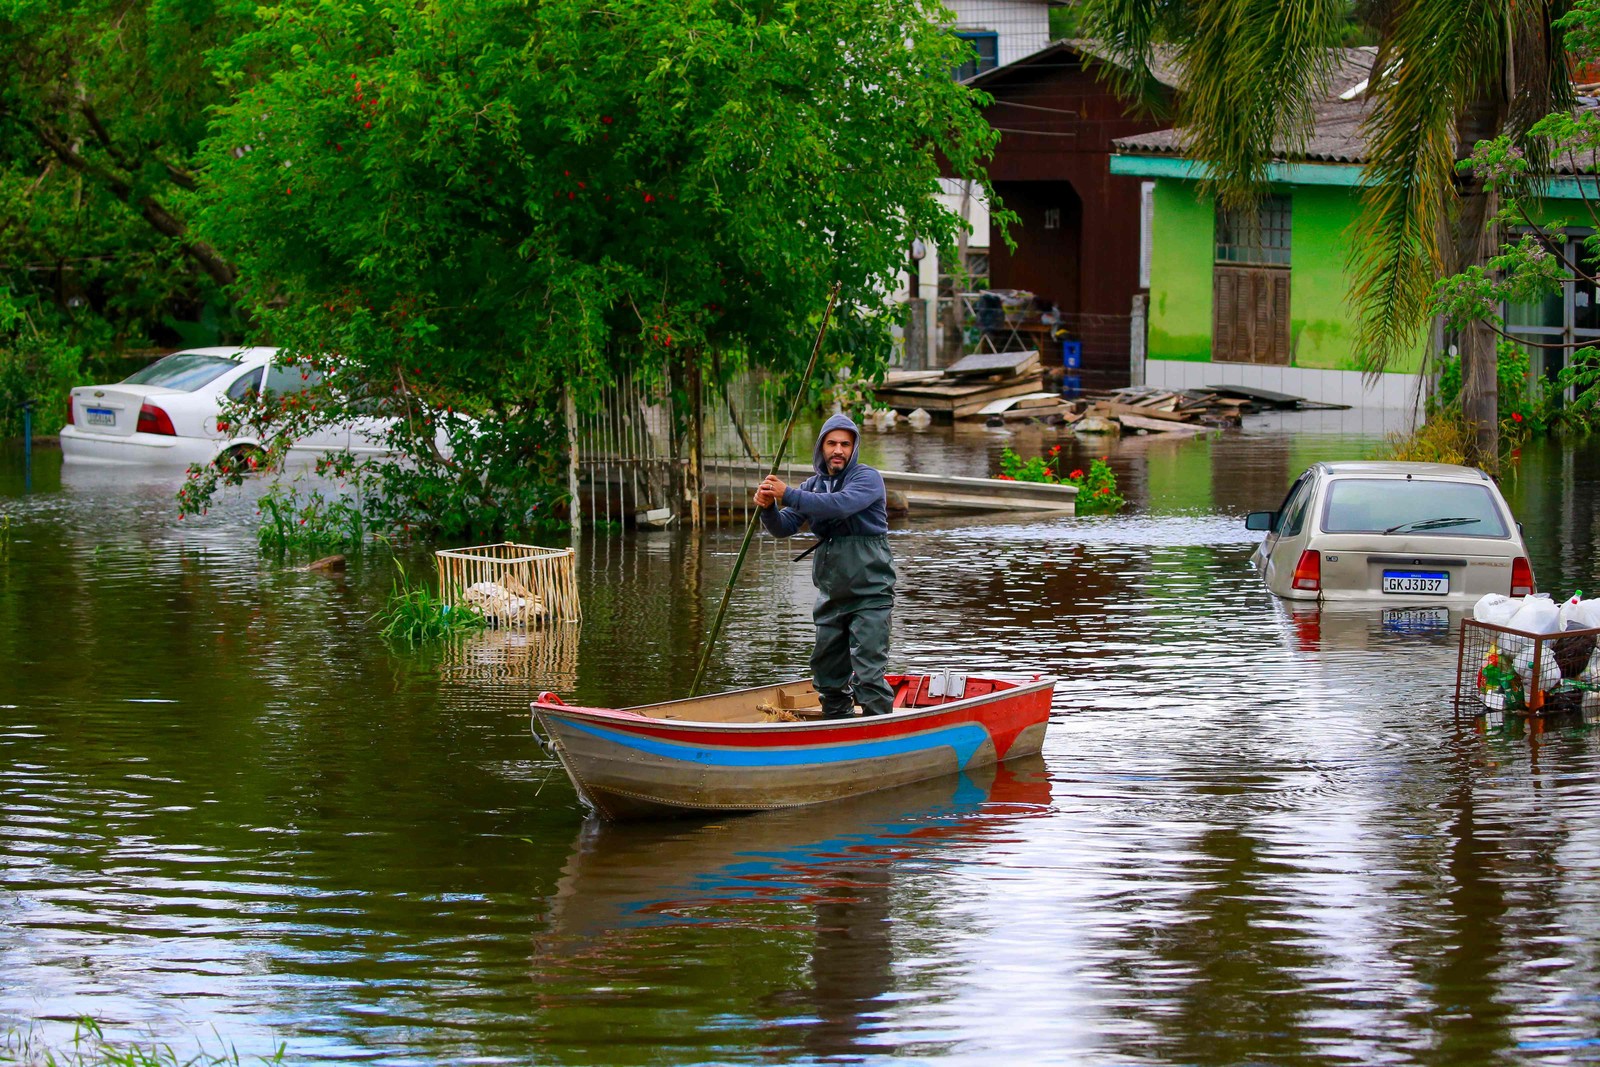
[689, 282, 842, 696]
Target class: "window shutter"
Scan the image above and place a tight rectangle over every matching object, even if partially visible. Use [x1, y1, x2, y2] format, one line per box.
[1214, 269, 1236, 360]
[1271, 272, 1291, 362]
[1252, 270, 1272, 363]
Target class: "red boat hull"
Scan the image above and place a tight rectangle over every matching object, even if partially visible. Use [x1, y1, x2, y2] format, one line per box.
[532, 674, 1056, 820]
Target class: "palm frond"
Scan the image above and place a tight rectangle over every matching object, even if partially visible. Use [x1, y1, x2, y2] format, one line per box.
[1348, 0, 1566, 375]
[1083, 0, 1347, 212]
[1077, 0, 1189, 116]
[1177, 0, 1349, 214]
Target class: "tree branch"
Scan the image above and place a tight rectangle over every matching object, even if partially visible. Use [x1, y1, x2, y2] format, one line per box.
[21, 113, 236, 287]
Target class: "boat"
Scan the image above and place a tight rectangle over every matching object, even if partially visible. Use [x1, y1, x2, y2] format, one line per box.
[530, 671, 1057, 820]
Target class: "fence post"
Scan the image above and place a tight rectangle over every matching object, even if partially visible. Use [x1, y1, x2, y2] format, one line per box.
[563, 387, 581, 532]
[22, 399, 32, 492]
[686, 358, 703, 529]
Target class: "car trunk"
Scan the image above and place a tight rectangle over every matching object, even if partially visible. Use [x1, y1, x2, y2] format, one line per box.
[1314, 534, 1517, 602]
[71, 385, 179, 437]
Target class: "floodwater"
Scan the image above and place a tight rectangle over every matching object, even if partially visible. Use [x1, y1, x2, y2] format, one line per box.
[4, 408, 1600, 1066]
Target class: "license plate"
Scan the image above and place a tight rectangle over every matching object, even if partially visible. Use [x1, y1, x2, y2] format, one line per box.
[1382, 606, 1449, 631]
[85, 407, 115, 426]
[1382, 570, 1448, 595]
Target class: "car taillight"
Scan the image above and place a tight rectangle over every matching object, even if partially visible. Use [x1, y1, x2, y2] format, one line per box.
[137, 402, 177, 436]
[66, 395, 75, 426]
[1511, 557, 1535, 597]
[1292, 549, 1321, 591]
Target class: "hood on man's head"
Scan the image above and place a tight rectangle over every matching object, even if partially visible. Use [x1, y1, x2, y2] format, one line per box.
[813, 413, 860, 476]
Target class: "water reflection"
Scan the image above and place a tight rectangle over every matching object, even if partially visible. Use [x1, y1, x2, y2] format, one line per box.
[8, 418, 1600, 1063]
[534, 759, 1051, 1062]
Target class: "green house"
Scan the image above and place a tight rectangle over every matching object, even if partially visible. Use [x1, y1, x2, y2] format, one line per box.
[1110, 48, 1430, 408]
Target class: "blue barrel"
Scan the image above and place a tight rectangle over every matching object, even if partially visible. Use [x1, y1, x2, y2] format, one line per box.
[1060, 375, 1081, 399]
[1061, 341, 1082, 369]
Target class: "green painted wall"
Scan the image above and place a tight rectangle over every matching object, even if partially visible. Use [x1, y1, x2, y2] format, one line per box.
[1147, 181, 1214, 363]
[1146, 180, 1425, 374]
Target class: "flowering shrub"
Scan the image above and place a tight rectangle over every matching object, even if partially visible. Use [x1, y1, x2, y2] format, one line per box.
[998, 447, 1125, 515]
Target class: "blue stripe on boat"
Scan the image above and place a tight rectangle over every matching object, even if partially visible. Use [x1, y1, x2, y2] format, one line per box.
[561, 718, 992, 769]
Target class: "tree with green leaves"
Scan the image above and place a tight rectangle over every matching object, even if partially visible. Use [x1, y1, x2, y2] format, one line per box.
[1429, 1, 1600, 445]
[1083, 0, 1578, 468]
[182, 0, 1001, 536]
[0, 0, 254, 431]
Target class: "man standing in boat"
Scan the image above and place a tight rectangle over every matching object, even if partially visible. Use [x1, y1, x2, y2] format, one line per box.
[754, 413, 897, 719]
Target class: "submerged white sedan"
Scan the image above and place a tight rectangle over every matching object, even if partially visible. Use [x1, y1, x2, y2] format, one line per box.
[60, 347, 397, 467]
[1245, 461, 1536, 608]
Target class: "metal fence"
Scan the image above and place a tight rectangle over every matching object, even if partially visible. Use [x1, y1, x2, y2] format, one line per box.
[570, 366, 796, 529]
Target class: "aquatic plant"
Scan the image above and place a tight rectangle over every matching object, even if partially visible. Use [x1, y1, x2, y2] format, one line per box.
[375, 557, 486, 646]
[0, 513, 10, 560]
[0, 1018, 283, 1066]
[255, 484, 364, 557]
[998, 447, 1125, 515]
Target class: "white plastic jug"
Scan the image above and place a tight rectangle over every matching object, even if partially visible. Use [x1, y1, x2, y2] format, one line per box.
[1570, 599, 1600, 631]
[1559, 591, 1588, 630]
[1515, 644, 1563, 698]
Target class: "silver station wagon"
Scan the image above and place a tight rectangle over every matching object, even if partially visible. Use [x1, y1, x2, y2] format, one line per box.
[1246, 461, 1535, 606]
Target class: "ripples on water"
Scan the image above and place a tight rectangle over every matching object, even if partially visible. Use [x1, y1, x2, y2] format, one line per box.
[4, 426, 1600, 1064]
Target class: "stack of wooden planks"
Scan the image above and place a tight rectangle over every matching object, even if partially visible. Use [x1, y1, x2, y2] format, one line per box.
[1077, 386, 1244, 433]
[873, 350, 1077, 422]
[1077, 383, 1350, 433]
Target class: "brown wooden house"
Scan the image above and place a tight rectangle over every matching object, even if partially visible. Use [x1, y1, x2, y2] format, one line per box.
[965, 41, 1178, 391]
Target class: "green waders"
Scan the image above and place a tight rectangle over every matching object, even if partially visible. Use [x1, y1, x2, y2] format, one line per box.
[810, 533, 896, 718]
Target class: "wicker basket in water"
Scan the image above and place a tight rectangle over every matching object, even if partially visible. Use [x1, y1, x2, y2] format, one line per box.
[435, 542, 581, 627]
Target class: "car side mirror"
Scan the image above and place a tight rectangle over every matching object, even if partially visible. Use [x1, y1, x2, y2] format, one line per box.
[1245, 511, 1276, 532]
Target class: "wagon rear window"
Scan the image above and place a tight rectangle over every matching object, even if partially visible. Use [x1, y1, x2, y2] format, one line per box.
[1322, 478, 1510, 537]
[121, 353, 241, 392]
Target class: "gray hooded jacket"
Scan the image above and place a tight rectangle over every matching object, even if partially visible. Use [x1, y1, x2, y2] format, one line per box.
[759, 413, 889, 539]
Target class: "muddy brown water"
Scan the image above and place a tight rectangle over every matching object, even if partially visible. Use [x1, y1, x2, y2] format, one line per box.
[4, 409, 1600, 1065]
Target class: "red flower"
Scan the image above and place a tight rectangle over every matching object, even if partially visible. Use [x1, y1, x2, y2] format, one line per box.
[996, 474, 1015, 481]
[1512, 412, 1524, 422]
[1049, 445, 1061, 455]
[1096, 487, 1110, 495]
[1069, 469, 1084, 480]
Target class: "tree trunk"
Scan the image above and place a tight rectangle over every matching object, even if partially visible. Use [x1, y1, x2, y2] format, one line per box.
[1453, 182, 1501, 472]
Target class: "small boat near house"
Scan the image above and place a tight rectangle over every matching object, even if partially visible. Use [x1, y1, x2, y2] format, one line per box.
[531, 672, 1057, 821]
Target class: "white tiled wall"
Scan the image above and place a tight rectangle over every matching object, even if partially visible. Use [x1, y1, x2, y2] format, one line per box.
[1145, 359, 1425, 411]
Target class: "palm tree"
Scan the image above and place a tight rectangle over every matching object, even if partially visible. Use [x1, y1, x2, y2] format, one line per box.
[1081, 0, 1578, 468]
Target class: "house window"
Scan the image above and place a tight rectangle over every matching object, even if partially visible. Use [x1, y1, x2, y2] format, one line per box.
[1213, 195, 1292, 364]
[1502, 228, 1600, 388]
[1215, 196, 1292, 266]
[953, 32, 1000, 81]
